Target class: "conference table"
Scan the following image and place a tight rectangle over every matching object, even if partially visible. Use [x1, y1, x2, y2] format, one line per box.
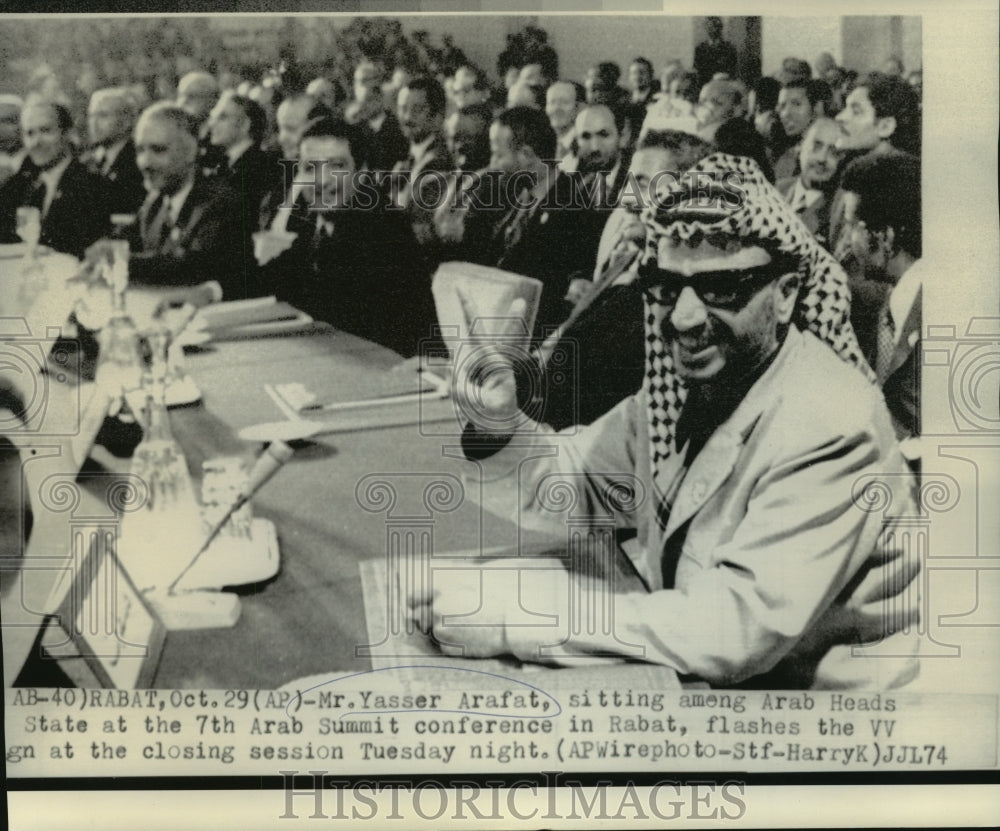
[148, 320, 516, 689]
[2, 248, 682, 693]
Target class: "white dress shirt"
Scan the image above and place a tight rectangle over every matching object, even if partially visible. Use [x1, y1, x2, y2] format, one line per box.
[37, 155, 71, 217]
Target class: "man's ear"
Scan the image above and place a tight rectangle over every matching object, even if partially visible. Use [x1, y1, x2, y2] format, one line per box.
[774, 271, 801, 324]
[875, 115, 897, 141]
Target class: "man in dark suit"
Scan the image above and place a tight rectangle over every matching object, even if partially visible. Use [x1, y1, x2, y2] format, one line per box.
[775, 117, 843, 250]
[85, 87, 147, 217]
[693, 16, 738, 87]
[848, 152, 922, 442]
[207, 91, 280, 237]
[176, 70, 226, 177]
[451, 106, 606, 337]
[0, 99, 109, 257]
[345, 60, 408, 173]
[258, 117, 434, 357]
[86, 102, 249, 301]
[573, 103, 632, 209]
[393, 76, 454, 260]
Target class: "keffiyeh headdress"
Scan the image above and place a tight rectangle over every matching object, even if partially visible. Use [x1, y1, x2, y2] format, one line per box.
[640, 153, 874, 530]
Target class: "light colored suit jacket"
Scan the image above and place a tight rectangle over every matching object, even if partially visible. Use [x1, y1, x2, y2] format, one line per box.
[777, 176, 833, 250]
[466, 327, 920, 689]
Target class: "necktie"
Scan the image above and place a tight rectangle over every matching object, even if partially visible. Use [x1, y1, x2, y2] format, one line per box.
[875, 303, 896, 384]
[25, 177, 47, 213]
[156, 195, 174, 249]
[394, 155, 415, 208]
[501, 199, 536, 253]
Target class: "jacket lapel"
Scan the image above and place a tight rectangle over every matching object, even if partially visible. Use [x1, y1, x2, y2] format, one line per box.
[171, 177, 207, 246]
[659, 330, 797, 546]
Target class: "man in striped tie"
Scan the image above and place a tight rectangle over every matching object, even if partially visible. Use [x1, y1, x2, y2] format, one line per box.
[408, 153, 919, 691]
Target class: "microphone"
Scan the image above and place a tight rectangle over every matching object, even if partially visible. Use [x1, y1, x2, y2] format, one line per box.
[167, 441, 294, 594]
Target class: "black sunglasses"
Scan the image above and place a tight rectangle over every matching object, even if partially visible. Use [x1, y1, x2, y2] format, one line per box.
[636, 261, 791, 311]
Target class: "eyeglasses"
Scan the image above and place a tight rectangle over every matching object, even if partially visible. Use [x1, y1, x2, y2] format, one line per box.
[636, 262, 787, 311]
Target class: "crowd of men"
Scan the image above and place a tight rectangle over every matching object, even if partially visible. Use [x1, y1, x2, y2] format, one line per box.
[0, 19, 922, 439]
[1, 19, 926, 687]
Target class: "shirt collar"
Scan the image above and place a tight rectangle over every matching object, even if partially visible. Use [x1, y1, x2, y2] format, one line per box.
[605, 158, 622, 189]
[555, 127, 575, 154]
[790, 177, 823, 210]
[226, 139, 254, 167]
[102, 138, 128, 170]
[409, 133, 435, 163]
[165, 175, 195, 224]
[38, 155, 71, 190]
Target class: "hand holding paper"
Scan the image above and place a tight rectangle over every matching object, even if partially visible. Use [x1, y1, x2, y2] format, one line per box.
[450, 288, 527, 435]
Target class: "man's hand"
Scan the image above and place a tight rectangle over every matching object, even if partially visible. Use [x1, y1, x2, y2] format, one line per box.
[252, 230, 297, 267]
[406, 568, 509, 658]
[564, 278, 594, 305]
[433, 173, 469, 244]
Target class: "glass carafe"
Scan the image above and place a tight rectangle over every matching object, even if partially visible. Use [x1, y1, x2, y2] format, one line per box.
[95, 241, 144, 420]
[119, 326, 203, 592]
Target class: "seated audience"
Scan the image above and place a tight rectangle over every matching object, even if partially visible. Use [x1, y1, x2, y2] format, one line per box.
[627, 57, 658, 106]
[86, 102, 246, 298]
[208, 91, 280, 231]
[446, 106, 605, 337]
[0, 98, 109, 257]
[85, 87, 146, 216]
[259, 94, 324, 230]
[642, 70, 699, 133]
[517, 46, 559, 107]
[831, 72, 921, 252]
[694, 78, 745, 142]
[573, 103, 632, 208]
[305, 76, 343, 114]
[545, 80, 584, 169]
[450, 64, 490, 111]
[445, 101, 491, 172]
[393, 76, 454, 248]
[770, 79, 824, 179]
[848, 152, 922, 441]
[175, 70, 225, 174]
[258, 117, 433, 357]
[835, 71, 920, 158]
[584, 62, 627, 107]
[345, 59, 408, 173]
[531, 128, 713, 430]
[776, 117, 844, 248]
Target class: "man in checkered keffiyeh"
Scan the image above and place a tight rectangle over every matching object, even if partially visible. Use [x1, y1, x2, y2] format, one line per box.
[638, 152, 875, 531]
[422, 152, 918, 690]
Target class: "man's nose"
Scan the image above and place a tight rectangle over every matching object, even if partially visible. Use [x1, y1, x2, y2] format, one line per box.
[670, 286, 708, 331]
